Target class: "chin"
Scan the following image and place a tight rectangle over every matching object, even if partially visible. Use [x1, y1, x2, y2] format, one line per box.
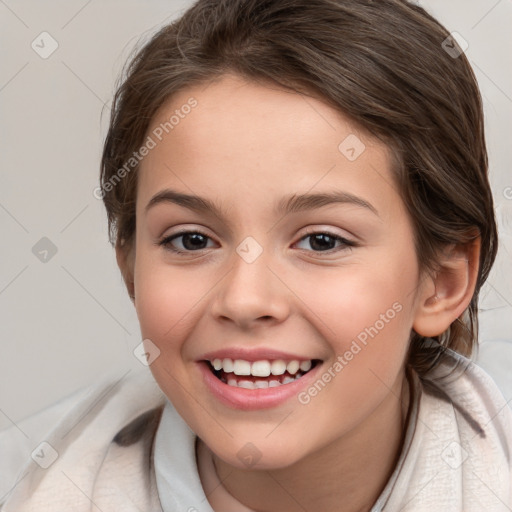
[209, 437, 310, 471]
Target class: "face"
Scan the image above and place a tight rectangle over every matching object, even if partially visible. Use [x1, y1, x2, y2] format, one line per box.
[130, 74, 428, 469]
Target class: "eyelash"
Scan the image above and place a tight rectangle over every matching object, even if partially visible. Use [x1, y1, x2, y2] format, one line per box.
[157, 228, 357, 256]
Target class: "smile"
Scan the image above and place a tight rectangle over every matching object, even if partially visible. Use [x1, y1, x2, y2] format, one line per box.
[206, 358, 321, 389]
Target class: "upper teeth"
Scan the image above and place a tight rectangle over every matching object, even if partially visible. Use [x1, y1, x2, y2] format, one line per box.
[210, 358, 312, 377]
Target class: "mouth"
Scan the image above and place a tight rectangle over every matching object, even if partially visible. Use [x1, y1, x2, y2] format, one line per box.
[204, 358, 322, 389]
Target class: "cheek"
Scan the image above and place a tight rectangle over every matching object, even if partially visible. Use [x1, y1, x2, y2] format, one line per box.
[133, 257, 211, 416]
[133, 255, 210, 350]
[293, 253, 417, 343]
[291, 251, 418, 410]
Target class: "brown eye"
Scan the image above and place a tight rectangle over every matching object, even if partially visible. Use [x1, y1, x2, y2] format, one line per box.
[295, 231, 355, 253]
[159, 231, 215, 254]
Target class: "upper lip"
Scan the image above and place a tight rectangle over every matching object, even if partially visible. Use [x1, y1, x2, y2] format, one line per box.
[198, 347, 322, 362]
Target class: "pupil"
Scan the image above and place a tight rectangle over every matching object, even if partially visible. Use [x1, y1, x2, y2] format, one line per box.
[310, 234, 335, 251]
[183, 233, 207, 250]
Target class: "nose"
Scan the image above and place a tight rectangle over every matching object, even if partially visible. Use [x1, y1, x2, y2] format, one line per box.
[210, 247, 290, 331]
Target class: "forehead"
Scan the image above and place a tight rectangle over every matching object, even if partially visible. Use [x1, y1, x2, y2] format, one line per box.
[137, 74, 401, 222]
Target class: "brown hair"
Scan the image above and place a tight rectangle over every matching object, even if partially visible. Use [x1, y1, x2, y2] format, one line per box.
[100, 0, 498, 376]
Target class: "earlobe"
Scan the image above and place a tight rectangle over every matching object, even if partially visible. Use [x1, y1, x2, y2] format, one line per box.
[115, 239, 136, 303]
[413, 236, 480, 337]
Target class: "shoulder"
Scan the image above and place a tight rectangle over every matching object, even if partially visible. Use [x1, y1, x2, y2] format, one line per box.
[0, 369, 166, 508]
[418, 349, 512, 507]
[381, 350, 512, 510]
[422, 348, 512, 441]
[0, 384, 90, 503]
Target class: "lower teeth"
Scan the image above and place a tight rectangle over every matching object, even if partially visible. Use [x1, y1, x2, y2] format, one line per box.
[223, 373, 304, 389]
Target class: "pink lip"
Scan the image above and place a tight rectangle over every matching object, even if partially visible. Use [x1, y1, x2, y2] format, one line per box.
[197, 360, 323, 410]
[198, 347, 319, 363]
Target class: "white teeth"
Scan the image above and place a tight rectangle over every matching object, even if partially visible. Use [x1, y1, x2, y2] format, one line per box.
[224, 375, 303, 388]
[251, 360, 271, 377]
[233, 359, 251, 375]
[223, 358, 234, 373]
[286, 360, 300, 374]
[299, 360, 312, 372]
[238, 380, 257, 389]
[270, 360, 287, 375]
[210, 358, 314, 377]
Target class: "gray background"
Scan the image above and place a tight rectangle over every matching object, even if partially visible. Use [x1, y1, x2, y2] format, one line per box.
[1, 0, 511, 432]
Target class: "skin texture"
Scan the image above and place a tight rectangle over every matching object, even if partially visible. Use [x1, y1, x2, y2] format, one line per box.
[117, 74, 480, 512]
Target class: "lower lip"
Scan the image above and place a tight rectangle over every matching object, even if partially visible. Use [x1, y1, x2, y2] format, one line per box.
[197, 361, 323, 410]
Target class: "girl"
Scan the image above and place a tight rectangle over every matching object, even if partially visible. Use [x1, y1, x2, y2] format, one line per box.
[2, 0, 511, 510]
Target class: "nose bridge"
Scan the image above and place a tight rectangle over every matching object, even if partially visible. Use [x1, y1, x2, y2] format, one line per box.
[212, 236, 289, 326]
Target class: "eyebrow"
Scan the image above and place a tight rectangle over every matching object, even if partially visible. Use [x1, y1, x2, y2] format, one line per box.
[144, 188, 379, 219]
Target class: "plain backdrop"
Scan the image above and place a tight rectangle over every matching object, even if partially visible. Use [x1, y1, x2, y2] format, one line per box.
[1, 0, 511, 432]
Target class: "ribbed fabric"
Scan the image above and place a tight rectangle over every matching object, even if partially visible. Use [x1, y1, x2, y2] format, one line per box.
[1, 352, 510, 511]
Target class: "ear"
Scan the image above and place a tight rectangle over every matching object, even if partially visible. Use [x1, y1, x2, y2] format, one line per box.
[115, 239, 136, 304]
[413, 235, 481, 337]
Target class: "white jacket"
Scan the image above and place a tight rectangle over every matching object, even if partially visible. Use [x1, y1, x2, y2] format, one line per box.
[1, 350, 511, 511]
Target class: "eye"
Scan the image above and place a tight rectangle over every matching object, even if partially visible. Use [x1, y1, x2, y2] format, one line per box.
[294, 230, 356, 253]
[158, 230, 216, 254]
[157, 229, 357, 255]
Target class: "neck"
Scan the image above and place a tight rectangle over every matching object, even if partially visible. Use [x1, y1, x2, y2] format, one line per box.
[202, 370, 412, 512]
